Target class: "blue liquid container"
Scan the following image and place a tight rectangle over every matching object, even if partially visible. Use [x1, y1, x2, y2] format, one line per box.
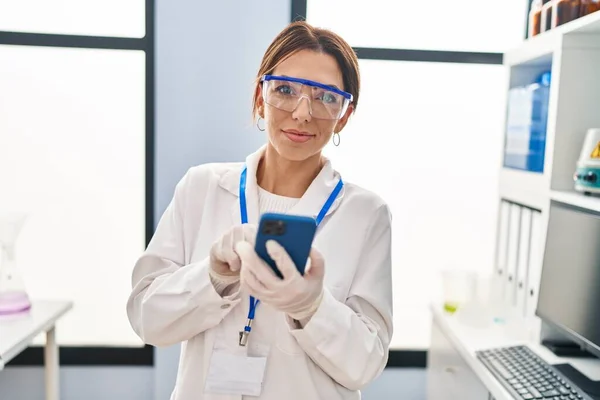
[503, 71, 551, 173]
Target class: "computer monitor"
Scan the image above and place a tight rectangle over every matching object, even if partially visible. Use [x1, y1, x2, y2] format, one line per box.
[536, 200, 600, 359]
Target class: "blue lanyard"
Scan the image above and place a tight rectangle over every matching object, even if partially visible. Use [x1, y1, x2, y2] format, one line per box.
[238, 165, 343, 345]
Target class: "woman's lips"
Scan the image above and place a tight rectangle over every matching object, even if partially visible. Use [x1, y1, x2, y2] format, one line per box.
[282, 129, 315, 143]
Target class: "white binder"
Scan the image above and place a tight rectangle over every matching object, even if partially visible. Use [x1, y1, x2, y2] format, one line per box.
[504, 203, 521, 307]
[496, 201, 511, 298]
[525, 210, 544, 317]
[516, 207, 532, 316]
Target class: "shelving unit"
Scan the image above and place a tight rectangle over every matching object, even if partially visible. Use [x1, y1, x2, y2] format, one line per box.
[550, 190, 600, 213]
[494, 9, 600, 318]
[504, 10, 600, 67]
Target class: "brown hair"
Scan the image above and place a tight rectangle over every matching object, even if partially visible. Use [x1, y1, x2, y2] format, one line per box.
[252, 21, 360, 120]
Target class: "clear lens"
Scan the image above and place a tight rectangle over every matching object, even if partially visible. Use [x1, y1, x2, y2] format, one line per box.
[262, 78, 349, 120]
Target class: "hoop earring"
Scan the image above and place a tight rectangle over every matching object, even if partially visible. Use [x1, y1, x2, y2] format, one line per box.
[333, 132, 341, 147]
[256, 117, 265, 132]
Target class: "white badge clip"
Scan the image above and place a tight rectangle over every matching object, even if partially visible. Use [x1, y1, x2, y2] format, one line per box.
[239, 318, 253, 346]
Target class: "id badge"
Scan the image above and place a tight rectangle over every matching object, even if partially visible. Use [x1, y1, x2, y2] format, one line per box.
[205, 342, 270, 397]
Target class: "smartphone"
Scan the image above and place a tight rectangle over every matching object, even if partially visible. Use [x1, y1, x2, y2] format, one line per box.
[255, 213, 317, 279]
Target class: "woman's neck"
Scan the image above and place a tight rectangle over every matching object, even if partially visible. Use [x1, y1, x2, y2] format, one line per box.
[257, 144, 323, 198]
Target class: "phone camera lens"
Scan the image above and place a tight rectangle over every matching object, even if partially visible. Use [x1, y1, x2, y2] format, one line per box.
[262, 220, 286, 235]
[275, 221, 286, 235]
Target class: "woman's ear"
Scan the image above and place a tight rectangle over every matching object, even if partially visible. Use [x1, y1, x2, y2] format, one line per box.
[256, 84, 265, 119]
[334, 104, 354, 133]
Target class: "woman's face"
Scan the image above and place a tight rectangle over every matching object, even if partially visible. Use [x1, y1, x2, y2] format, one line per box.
[256, 49, 353, 162]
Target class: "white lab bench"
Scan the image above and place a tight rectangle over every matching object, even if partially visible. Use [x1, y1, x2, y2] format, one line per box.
[427, 303, 600, 400]
[0, 300, 73, 400]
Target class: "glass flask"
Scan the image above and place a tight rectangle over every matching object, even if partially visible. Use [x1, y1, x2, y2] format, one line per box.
[0, 213, 32, 314]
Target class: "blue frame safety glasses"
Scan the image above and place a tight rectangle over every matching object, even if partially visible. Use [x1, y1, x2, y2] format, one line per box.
[260, 75, 353, 120]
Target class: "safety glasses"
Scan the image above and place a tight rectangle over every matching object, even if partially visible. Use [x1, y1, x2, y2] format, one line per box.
[260, 75, 353, 120]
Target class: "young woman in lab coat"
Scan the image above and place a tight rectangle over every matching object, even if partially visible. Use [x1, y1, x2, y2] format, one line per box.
[127, 21, 393, 400]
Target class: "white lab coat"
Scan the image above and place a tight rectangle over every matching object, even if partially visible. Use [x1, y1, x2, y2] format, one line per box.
[127, 146, 393, 400]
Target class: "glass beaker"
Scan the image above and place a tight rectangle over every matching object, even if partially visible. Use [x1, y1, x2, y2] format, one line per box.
[441, 269, 477, 314]
[0, 214, 32, 314]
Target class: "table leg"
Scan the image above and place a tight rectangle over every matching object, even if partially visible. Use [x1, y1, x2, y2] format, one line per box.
[45, 326, 59, 400]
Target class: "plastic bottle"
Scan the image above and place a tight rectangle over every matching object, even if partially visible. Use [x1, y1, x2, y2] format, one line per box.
[553, 0, 582, 27]
[529, 0, 544, 37]
[580, 0, 600, 17]
[527, 72, 551, 173]
[503, 72, 551, 173]
[541, 0, 555, 32]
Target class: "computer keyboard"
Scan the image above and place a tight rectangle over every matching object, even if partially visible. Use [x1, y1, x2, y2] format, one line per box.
[476, 345, 592, 400]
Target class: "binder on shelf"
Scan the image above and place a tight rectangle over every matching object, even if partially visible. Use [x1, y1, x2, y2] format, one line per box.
[516, 207, 533, 316]
[496, 201, 511, 298]
[505, 203, 522, 307]
[525, 210, 544, 318]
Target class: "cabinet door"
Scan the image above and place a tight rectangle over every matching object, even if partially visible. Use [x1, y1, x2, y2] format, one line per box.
[427, 320, 489, 400]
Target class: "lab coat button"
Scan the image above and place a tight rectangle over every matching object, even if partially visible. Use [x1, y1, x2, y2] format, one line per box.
[220, 304, 231, 309]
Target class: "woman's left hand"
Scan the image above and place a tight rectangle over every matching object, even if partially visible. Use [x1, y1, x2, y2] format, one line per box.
[235, 240, 325, 322]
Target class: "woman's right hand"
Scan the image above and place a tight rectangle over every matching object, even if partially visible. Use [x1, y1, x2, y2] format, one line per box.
[209, 224, 257, 280]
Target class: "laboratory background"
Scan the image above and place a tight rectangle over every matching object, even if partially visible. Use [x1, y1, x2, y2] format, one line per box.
[2, 0, 600, 399]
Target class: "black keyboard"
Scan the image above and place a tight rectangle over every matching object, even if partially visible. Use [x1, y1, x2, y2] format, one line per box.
[476, 345, 592, 400]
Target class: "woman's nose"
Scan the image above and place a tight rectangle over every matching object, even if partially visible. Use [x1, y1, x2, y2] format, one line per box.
[291, 95, 312, 123]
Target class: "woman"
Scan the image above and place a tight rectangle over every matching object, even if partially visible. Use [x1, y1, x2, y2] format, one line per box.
[127, 21, 393, 400]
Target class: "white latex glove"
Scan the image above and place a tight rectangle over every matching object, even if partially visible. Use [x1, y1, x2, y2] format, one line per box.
[209, 224, 257, 291]
[236, 240, 325, 322]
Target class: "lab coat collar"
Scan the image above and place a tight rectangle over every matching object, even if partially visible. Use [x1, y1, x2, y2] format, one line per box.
[219, 145, 345, 225]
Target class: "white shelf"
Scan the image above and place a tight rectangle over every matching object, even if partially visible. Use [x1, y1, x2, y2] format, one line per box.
[561, 8, 600, 34]
[504, 32, 557, 67]
[505, 10, 600, 67]
[550, 190, 600, 213]
[499, 168, 549, 210]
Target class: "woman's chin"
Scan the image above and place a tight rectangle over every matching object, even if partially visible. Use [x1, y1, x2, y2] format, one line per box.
[271, 140, 320, 162]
